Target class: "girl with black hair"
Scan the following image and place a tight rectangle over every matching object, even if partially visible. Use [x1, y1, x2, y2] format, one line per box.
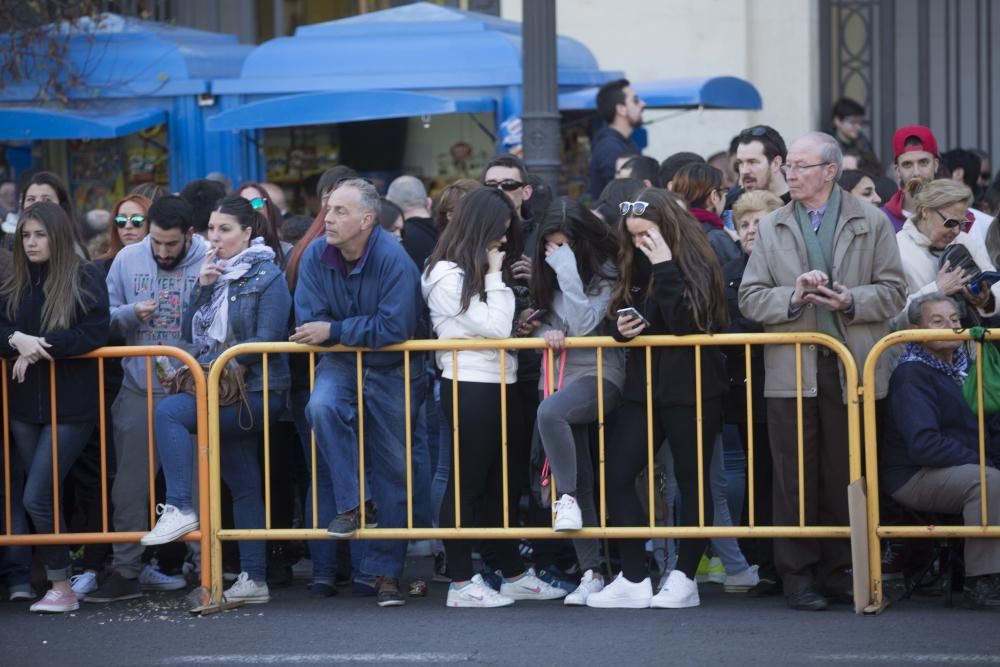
[141, 195, 291, 605]
[586, 188, 729, 610]
[0, 202, 109, 613]
[422, 187, 565, 608]
[529, 198, 624, 605]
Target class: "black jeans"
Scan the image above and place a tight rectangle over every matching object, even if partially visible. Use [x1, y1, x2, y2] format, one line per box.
[607, 399, 723, 582]
[439, 380, 525, 582]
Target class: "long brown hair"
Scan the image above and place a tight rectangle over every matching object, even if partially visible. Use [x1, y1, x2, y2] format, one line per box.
[425, 187, 517, 312]
[1, 202, 95, 332]
[236, 182, 285, 267]
[609, 187, 728, 332]
[99, 194, 152, 262]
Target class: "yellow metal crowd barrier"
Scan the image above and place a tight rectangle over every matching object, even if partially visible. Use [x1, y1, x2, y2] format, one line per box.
[863, 329, 1000, 612]
[207, 333, 866, 606]
[0, 346, 212, 595]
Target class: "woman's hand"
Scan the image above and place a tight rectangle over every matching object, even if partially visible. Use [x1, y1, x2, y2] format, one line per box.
[543, 329, 566, 351]
[11, 356, 32, 383]
[636, 227, 672, 264]
[199, 247, 223, 286]
[8, 331, 52, 363]
[486, 247, 506, 274]
[935, 261, 968, 296]
[617, 314, 647, 339]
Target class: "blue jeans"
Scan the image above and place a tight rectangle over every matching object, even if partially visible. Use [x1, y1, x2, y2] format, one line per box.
[156, 391, 284, 582]
[306, 357, 424, 578]
[10, 419, 93, 581]
[428, 374, 451, 527]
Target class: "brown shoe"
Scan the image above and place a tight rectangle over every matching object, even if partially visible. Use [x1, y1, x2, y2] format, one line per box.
[376, 576, 405, 607]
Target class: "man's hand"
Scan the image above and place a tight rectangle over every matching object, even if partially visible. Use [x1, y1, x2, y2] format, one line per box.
[290, 321, 333, 345]
[134, 299, 158, 322]
[790, 270, 830, 308]
[804, 281, 854, 313]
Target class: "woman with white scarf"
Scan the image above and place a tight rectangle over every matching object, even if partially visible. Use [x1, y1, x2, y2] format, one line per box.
[141, 195, 291, 605]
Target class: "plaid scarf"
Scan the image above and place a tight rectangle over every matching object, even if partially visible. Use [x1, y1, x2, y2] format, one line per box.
[897, 341, 969, 386]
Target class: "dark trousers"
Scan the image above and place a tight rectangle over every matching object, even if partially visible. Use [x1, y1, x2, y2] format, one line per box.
[439, 380, 524, 582]
[766, 354, 851, 596]
[607, 399, 722, 582]
[737, 419, 776, 577]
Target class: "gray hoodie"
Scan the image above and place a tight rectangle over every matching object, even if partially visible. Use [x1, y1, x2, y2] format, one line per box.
[106, 233, 208, 394]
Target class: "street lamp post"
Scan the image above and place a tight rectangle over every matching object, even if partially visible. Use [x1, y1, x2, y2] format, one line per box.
[521, 0, 560, 196]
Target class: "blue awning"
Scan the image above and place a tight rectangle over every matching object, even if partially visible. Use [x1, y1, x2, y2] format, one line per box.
[207, 90, 495, 131]
[558, 76, 763, 111]
[0, 105, 168, 140]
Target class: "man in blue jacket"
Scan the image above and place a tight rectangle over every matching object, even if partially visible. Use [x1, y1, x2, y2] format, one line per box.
[883, 293, 1000, 607]
[291, 178, 424, 608]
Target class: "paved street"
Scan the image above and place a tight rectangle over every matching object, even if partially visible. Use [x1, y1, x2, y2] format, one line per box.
[2, 556, 998, 666]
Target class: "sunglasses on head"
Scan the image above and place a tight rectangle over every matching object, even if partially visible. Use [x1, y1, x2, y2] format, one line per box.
[114, 214, 147, 228]
[619, 200, 650, 216]
[934, 208, 975, 231]
[248, 196, 267, 211]
[484, 179, 525, 192]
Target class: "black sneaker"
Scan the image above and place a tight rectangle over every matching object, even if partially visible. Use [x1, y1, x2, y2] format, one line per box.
[327, 508, 361, 537]
[308, 582, 337, 598]
[965, 574, 1000, 607]
[85, 573, 143, 603]
[364, 499, 378, 528]
[376, 576, 405, 607]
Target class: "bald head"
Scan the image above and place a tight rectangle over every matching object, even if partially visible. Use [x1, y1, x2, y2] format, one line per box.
[386, 175, 431, 218]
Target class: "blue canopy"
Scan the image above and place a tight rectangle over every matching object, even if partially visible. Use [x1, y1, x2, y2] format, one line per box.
[558, 77, 763, 111]
[207, 90, 495, 131]
[0, 105, 167, 140]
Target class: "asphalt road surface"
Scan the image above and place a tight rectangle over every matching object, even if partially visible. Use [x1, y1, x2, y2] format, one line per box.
[2, 558, 998, 666]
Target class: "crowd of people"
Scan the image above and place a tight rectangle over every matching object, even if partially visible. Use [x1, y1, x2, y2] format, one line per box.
[2, 78, 1000, 615]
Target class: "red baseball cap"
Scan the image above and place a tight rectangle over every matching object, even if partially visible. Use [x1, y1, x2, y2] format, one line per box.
[892, 125, 939, 162]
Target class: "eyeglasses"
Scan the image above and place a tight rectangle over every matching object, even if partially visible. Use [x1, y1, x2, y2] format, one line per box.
[484, 179, 525, 192]
[619, 200, 650, 216]
[780, 162, 831, 175]
[934, 208, 975, 231]
[248, 196, 267, 211]
[114, 214, 147, 228]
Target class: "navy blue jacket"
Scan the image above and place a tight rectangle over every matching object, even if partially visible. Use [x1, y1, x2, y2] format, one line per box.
[0, 261, 110, 424]
[183, 258, 291, 393]
[588, 126, 640, 200]
[294, 227, 422, 367]
[882, 360, 1000, 494]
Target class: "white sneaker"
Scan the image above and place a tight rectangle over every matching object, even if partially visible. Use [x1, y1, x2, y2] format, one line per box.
[224, 572, 270, 604]
[30, 589, 80, 613]
[141, 504, 199, 546]
[552, 494, 583, 532]
[585, 573, 652, 608]
[724, 564, 760, 593]
[564, 569, 604, 606]
[70, 571, 98, 596]
[499, 567, 567, 600]
[446, 574, 514, 608]
[139, 563, 187, 591]
[650, 569, 700, 608]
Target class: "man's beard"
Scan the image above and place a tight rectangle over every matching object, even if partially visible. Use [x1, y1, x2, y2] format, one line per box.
[152, 240, 189, 271]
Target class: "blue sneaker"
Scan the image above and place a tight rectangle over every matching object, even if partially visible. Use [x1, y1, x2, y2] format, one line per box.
[479, 568, 503, 592]
[538, 567, 577, 594]
[352, 578, 377, 597]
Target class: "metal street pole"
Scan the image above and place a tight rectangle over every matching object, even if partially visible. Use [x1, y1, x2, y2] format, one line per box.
[521, 0, 560, 196]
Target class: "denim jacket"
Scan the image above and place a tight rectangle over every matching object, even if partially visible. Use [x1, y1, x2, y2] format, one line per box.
[183, 258, 291, 393]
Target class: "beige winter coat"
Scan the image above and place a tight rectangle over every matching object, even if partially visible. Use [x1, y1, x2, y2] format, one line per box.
[738, 189, 908, 402]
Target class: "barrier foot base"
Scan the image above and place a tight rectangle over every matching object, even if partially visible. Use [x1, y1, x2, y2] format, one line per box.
[185, 586, 244, 615]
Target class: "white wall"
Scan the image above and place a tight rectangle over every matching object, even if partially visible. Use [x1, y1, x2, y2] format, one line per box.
[502, 0, 820, 162]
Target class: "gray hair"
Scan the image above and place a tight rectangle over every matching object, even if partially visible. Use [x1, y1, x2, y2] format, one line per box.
[386, 175, 428, 211]
[800, 131, 844, 178]
[906, 292, 959, 326]
[337, 178, 381, 219]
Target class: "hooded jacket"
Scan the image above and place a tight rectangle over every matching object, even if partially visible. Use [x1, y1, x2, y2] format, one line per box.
[106, 233, 208, 394]
[422, 261, 517, 383]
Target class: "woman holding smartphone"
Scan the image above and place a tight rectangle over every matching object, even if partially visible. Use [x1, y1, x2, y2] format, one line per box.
[587, 188, 729, 610]
[529, 198, 624, 605]
[422, 187, 565, 608]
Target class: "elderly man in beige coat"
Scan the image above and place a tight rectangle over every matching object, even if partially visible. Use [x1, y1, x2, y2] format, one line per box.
[739, 132, 907, 611]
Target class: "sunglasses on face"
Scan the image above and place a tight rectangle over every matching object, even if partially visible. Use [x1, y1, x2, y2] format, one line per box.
[114, 214, 147, 228]
[935, 208, 975, 231]
[619, 200, 650, 216]
[484, 179, 525, 192]
[248, 196, 267, 211]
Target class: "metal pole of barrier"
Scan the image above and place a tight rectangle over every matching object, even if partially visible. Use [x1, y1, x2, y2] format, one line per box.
[452, 350, 461, 528]
[795, 343, 805, 528]
[596, 347, 606, 529]
[745, 344, 755, 527]
[309, 353, 318, 529]
[147, 358, 156, 528]
[404, 350, 413, 530]
[500, 350, 509, 529]
[190, 353, 212, 598]
[49, 362, 60, 534]
[863, 336, 885, 609]
[695, 345, 705, 527]
[98, 359, 109, 532]
[645, 346, 654, 529]
[2, 359, 10, 534]
[208, 358, 225, 603]
[976, 342, 988, 525]
[263, 353, 272, 529]
[357, 351, 367, 527]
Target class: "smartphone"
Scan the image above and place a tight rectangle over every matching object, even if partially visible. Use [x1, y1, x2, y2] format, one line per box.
[616, 307, 651, 327]
[969, 271, 1000, 295]
[524, 308, 547, 322]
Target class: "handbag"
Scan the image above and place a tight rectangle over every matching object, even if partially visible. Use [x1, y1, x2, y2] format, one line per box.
[962, 326, 1000, 415]
[166, 358, 254, 427]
